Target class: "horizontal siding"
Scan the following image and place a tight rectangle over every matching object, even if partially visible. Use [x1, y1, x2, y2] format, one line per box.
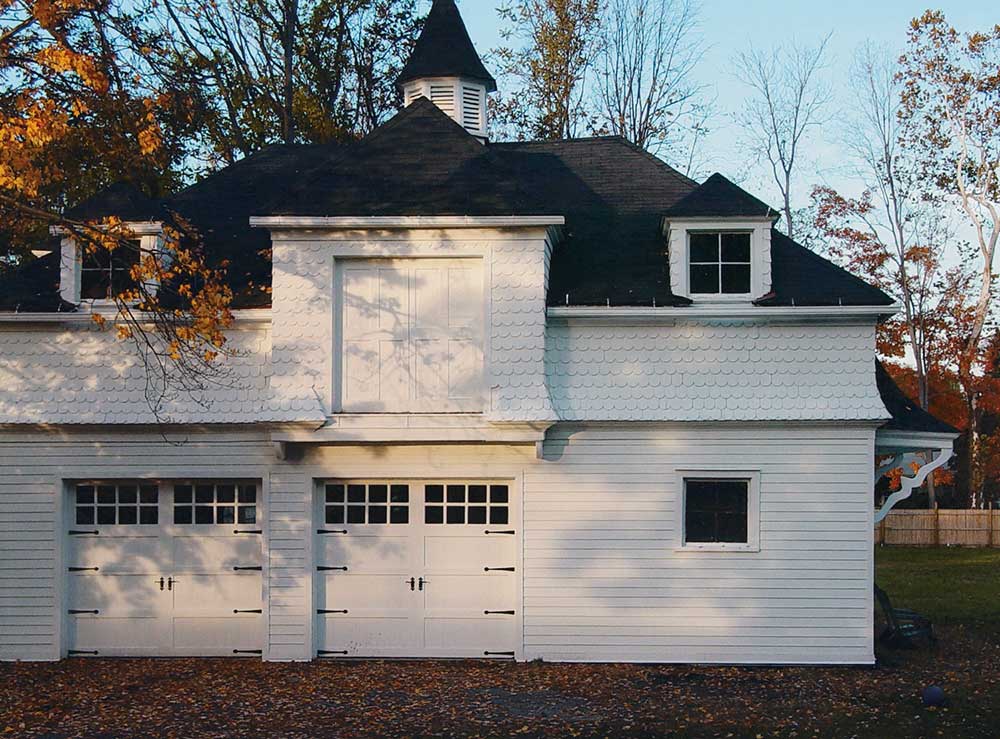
[523, 425, 875, 664]
[0, 428, 273, 661]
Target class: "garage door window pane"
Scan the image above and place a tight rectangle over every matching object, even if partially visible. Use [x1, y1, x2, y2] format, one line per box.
[327, 482, 409, 525]
[76, 483, 158, 526]
[426, 482, 510, 526]
[176, 482, 257, 526]
[238, 506, 256, 524]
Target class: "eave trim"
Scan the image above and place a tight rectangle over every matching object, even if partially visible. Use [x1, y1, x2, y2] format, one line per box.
[547, 304, 901, 323]
[250, 216, 566, 229]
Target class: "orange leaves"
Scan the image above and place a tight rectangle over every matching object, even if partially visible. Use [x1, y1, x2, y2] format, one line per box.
[36, 45, 109, 93]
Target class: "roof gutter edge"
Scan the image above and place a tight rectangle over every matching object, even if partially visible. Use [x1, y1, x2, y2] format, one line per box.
[250, 215, 566, 229]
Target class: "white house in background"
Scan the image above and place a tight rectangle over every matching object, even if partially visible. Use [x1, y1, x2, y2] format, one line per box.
[0, 0, 957, 664]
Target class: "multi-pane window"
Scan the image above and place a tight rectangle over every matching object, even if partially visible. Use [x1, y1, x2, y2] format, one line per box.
[689, 232, 752, 295]
[80, 241, 140, 300]
[425, 484, 509, 525]
[76, 483, 158, 526]
[173, 483, 257, 525]
[325, 483, 409, 525]
[683, 478, 749, 544]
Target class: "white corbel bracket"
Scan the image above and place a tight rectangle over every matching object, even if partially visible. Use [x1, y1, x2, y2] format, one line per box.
[874, 446, 953, 525]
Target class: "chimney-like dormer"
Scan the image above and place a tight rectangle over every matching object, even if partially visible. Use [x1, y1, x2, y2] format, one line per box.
[397, 0, 496, 140]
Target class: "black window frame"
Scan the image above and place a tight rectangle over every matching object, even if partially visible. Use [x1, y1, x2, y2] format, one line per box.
[80, 239, 142, 301]
[688, 232, 753, 296]
[681, 476, 756, 548]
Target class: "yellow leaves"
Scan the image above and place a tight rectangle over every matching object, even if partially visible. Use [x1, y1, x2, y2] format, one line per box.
[36, 46, 109, 93]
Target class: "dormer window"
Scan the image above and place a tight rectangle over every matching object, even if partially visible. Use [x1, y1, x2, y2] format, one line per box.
[80, 241, 140, 300]
[689, 232, 752, 296]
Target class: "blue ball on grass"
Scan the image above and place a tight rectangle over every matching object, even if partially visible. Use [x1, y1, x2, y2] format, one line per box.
[922, 685, 946, 707]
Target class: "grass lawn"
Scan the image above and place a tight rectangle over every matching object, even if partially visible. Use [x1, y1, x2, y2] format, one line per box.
[0, 547, 997, 738]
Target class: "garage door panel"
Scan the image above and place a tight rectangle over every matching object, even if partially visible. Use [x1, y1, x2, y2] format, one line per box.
[173, 574, 262, 616]
[68, 573, 162, 617]
[172, 616, 261, 655]
[67, 616, 169, 654]
[424, 574, 515, 611]
[424, 535, 514, 571]
[321, 535, 413, 572]
[172, 536, 261, 572]
[318, 616, 416, 655]
[67, 535, 166, 573]
[424, 617, 515, 655]
[321, 574, 412, 612]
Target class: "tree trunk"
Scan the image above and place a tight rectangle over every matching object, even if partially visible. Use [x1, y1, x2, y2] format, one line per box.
[281, 0, 298, 144]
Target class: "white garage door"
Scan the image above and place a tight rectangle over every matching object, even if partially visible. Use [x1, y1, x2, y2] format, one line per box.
[339, 259, 485, 413]
[314, 480, 519, 659]
[65, 481, 264, 657]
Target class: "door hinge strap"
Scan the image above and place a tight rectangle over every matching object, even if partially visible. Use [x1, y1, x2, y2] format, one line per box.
[484, 566, 516, 572]
[68, 610, 99, 615]
[484, 530, 516, 536]
[233, 609, 263, 614]
[317, 566, 349, 572]
[484, 610, 516, 615]
[317, 529, 348, 535]
[484, 651, 515, 657]
[318, 650, 349, 656]
[233, 649, 263, 655]
[317, 609, 349, 614]
[233, 529, 263, 535]
[233, 566, 263, 571]
[68, 567, 99, 572]
[68, 650, 99, 656]
[68, 530, 99, 536]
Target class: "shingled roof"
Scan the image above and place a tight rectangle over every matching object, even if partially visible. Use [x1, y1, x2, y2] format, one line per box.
[396, 0, 497, 91]
[876, 362, 959, 435]
[663, 172, 777, 219]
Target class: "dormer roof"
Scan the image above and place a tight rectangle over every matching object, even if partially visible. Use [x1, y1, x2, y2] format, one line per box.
[663, 172, 777, 220]
[397, 0, 497, 92]
[64, 182, 166, 223]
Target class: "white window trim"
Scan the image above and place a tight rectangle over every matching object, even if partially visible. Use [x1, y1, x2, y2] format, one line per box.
[57, 222, 164, 305]
[674, 469, 760, 553]
[666, 218, 772, 302]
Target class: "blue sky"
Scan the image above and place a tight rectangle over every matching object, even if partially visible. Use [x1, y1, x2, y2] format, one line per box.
[455, 0, 996, 208]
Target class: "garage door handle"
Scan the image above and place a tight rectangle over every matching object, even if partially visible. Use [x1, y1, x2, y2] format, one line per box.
[68, 530, 99, 536]
[68, 609, 99, 615]
[233, 566, 263, 571]
[484, 530, 515, 536]
[418, 577, 426, 591]
[484, 610, 516, 615]
[317, 529, 348, 535]
[484, 567, 515, 572]
[68, 567, 99, 572]
[317, 566, 348, 572]
[233, 609, 263, 614]
[233, 529, 263, 535]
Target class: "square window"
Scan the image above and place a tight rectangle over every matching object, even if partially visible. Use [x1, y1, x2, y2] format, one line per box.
[722, 264, 751, 294]
[238, 485, 257, 503]
[721, 233, 751, 262]
[689, 233, 719, 263]
[490, 486, 509, 504]
[174, 485, 193, 504]
[447, 486, 466, 503]
[425, 506, 444, 524]
[195, 485, 214, 504]
[326, 506, 345, 525]
[326, 485, 345, 504]
[118, 507, 138, 525]
[174, 506, 193, 525]
[216, 506, 235, 524]
[489, 507, 509, 525]
[97, 486, 116, 505]
[97, 507, 116, 525]
[217, 485, 236, 503]
[76, 507, 95, 525]
[76, 486, 95, 505]
[425, 485, 444, 503]
[690, 264, 719, 294]
[684, 478, 750, 545]
[447, 506, 465, 524]
[390, 506, 409, 525]
[140, 507, 158, 525]
[140, 486, 158, 504]
[390, 485, 409, 503]
[347, 506, 365, 524]
[195, 506, 214, 524]
[348, 485, 366, 503]
[689, 232, 752, 295]
[368, 506, 388, 524]
[368, 485, 388, 503]
[468, 506, 487, 524]
[468, 486, 488, 503]
[118, 486, 137, 504]
[238, 506, 257, 525]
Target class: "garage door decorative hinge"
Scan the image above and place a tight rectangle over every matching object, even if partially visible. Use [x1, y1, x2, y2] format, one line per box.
[68, 650, 99, 656]
[318, 650, 349, 657]
[233, 609, 263, 614]
[484, 610, 516, 615]
[484, 566, 515, 572]
[317, 609, 349, 614]
[68, 567, 99, 572]
[68, 609, 99, 615]
[317, 529, 348, 535]
[317, 566, 348, 572]
[233, 566, 263, 571]
[484, 651, 515, 657]
[484, 530, 515, 536]
[233, 649, 263, 655]
[233, 529, 263, 535]
[68, 530, 99, 536]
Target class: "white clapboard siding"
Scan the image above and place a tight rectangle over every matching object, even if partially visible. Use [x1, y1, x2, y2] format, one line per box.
[0, 429, 273, 662]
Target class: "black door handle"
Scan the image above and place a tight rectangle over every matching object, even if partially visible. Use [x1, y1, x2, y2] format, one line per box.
[158, 577, 165, 591]
[418, 577, 426, 591]
[167, 577, 174, 591]
[407, 577, 415, 591]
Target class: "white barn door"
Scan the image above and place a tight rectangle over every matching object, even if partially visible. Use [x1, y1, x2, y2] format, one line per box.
[339, 259, 485, 413]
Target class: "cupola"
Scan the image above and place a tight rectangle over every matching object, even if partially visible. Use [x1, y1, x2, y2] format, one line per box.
[397, 0, 496, 140]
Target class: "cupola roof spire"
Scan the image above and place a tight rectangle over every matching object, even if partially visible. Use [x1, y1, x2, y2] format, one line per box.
[397, 0, 497, 92]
